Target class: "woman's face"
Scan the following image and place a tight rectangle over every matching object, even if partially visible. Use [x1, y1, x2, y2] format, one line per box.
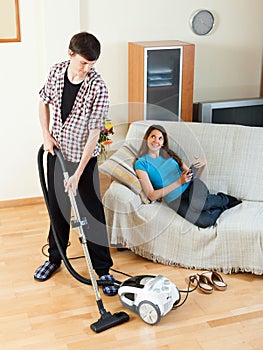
[147, 129, 164, 154]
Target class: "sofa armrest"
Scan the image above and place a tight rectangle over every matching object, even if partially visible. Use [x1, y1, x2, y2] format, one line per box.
[103, 181, 147, 246]
[102, 181, 143, 214]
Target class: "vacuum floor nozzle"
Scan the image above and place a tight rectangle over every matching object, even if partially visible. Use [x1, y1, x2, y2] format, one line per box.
[90, 311, 130, 333]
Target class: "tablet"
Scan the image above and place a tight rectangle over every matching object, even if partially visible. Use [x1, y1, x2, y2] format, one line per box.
[190, 164, 198, 177]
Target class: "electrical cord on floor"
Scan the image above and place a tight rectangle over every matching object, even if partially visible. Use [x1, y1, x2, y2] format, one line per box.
[41, 242, 85, 260]
[41, 243, 132, 278]
[110, 267, 133, 278]
[173, 275, 199, 309]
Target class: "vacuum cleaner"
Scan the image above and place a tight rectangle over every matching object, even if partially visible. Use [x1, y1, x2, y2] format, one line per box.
[37, 145, 129, 333]
[117, 274, 180, 325]
[37, 146, 195, 332]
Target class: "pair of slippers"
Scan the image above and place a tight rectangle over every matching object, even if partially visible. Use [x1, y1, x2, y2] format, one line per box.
[190, 271, 227, 294]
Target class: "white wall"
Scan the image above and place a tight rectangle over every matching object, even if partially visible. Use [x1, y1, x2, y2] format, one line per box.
[82, 0, 263, 107]
[0, 0, 80, 201]
[1, 0, 263, 201]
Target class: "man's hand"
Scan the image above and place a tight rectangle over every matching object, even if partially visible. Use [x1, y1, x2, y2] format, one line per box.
[43, 133, 59, 156]
[64, 172, 81, 196]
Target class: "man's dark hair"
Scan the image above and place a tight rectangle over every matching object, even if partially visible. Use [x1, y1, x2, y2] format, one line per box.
[69, 32, 101, 61]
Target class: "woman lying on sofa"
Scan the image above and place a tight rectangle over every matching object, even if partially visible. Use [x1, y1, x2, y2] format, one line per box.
[134, 124, 242, 228]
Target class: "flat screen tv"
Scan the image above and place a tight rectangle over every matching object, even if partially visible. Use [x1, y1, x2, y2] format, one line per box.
[196, 97, 263, 127]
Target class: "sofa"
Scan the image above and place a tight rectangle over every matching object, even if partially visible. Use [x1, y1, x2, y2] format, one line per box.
[100, 120, 263, 275]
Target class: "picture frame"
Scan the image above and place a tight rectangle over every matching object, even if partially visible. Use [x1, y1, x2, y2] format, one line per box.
[0, 0, 21, 42]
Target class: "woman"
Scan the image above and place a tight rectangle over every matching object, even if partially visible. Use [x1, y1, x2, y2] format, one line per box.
[134, 125, 242, 228]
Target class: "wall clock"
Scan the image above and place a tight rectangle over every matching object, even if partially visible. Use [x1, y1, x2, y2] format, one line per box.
[190, 10, 215, 36]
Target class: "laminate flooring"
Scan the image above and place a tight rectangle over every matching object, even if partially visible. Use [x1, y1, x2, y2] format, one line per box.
[1, 203, 262, 349]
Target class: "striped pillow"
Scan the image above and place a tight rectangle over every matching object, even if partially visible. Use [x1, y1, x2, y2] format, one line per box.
[99, 144, 150, 204]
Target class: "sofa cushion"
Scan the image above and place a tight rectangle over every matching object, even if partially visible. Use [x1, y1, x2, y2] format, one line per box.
[99, 144, 150, 204]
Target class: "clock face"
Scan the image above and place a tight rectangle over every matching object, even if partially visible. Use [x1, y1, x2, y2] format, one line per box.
[191, 10, 215, 35]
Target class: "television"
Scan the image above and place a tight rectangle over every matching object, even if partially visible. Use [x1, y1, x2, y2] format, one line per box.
[195, 97, 263, 127]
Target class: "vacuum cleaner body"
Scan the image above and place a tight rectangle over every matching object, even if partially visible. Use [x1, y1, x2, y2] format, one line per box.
[118, 275, 180, 325]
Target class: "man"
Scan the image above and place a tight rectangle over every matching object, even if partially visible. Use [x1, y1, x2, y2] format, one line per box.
[34, 32, 117, 296]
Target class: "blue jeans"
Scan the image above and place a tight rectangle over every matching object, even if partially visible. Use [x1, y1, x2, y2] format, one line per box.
[167, 178, 229, 228]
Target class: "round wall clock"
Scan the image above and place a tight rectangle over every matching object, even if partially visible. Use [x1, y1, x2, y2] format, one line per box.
[190, 10, 215, 36]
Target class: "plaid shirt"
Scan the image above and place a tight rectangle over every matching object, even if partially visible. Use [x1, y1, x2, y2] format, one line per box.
[39, 60, 109, 162]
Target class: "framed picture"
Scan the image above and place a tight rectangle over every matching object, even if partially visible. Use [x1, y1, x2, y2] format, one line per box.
[0, 0, 21, 42]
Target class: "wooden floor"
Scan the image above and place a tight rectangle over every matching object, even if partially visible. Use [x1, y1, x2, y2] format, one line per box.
[1, 203, 263, 350]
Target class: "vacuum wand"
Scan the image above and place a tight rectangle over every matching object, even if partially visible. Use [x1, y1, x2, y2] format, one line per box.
[53, 147, 129, 333]
[63, 171, 103, 301]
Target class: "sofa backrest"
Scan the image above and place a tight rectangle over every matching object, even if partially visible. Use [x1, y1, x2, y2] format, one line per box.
[125, 120, 263, 201]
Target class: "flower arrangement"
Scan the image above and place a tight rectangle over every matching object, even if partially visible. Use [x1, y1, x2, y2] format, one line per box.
[99, 119, 114, 159]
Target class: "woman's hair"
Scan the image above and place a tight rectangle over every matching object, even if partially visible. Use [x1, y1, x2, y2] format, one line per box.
[137, 124, 183, 167]
[69, 32, 101, 61]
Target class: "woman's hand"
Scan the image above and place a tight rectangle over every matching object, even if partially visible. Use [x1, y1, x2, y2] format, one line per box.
[180, 170, 193, 184]
[191, 157, 207, 169]
[189, 157, 207, 179]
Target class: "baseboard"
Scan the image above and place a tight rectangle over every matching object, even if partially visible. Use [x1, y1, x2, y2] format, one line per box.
[0, 196, 45, 209]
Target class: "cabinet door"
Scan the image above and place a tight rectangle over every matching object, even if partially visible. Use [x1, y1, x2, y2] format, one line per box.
[128, 41, 194, 123]
[145, 47, 182, 121]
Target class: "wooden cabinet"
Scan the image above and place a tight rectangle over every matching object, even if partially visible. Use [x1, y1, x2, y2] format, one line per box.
[128, 40, 195, 123]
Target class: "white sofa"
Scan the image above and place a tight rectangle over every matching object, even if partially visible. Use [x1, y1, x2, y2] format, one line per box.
[100, 120, 263, 275]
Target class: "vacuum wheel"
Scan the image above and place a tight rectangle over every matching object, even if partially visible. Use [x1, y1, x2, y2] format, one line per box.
[138, 301, 161, 325]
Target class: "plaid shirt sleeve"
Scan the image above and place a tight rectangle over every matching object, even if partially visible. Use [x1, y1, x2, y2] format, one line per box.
[39, 64, 57, 104]
[88, 79, 109, 130]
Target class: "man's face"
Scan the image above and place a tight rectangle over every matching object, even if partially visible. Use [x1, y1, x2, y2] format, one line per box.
[69, 51, 96, 79]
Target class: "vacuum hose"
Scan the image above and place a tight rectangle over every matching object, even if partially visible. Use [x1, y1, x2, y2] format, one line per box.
[37, 145, 119, 287]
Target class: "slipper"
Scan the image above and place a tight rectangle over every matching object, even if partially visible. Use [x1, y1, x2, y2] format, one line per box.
[201, 271, 227, 291]
[99, 274, 118, 296]
[190, 274, 213, 294]
[34, 261, 60, 281]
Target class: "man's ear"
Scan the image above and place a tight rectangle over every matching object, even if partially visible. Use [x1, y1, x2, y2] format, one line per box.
[68, 49, 74, 57]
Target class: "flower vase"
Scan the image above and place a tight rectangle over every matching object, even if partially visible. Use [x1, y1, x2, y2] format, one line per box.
[99, 144, 110, 163]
